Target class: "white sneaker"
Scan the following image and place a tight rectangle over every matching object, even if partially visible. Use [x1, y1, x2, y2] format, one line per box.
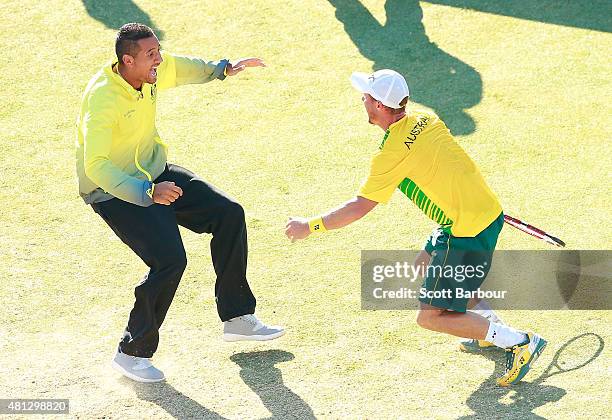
[223, 314, 285, 342]
[111, 349, 165, 383]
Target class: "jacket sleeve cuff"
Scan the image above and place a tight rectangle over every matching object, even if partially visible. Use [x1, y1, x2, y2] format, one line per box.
[214, 59, 230, 81]
[140, 180, 155, 207]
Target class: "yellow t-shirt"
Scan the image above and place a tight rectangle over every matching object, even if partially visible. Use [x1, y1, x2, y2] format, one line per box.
[358, 109, 502, 237]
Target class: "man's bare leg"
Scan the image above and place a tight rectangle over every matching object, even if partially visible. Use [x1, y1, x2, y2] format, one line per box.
[467, 297, 479, 310]
[416, 303, 489, 339]
[416, 302, 527, 349]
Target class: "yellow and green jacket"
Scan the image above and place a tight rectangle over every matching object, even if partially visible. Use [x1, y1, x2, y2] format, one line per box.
[76, 52, 228, 206]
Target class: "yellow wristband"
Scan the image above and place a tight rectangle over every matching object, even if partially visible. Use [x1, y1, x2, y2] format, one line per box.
[308, 217, 327, 233]
[224, 64, 229, 76]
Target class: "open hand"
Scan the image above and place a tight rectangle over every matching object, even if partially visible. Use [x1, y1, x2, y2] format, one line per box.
[226, 58, 266, 76]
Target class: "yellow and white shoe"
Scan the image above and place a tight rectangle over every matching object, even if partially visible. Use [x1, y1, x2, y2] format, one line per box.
[497, 332, 547, 386]
[459, 339, 499, 353]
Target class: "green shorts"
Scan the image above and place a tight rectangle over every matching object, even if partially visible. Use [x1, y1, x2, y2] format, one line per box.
[418, 213, 504, 312]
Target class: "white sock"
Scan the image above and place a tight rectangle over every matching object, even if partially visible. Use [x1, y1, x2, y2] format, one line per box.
[471, 300, 504, 324]
[485, 322, 527, 348]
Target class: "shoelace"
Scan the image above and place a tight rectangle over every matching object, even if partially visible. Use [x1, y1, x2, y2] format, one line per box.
[242, 314, 264, 331]
[132, 356, 153, 370]
[242, 314, 259, 326]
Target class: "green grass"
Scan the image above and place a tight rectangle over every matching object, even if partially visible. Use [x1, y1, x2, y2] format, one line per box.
[0, 0, 610, 418]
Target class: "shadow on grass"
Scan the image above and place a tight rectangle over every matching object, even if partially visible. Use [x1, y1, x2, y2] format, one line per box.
[459, 333, 605, 419]
[328, 0, 482, 136]
[423, 1, 612, 34]
[82, 0, 165, 40]
[231, 350, 315, 419]
[124, 377, 227, 419]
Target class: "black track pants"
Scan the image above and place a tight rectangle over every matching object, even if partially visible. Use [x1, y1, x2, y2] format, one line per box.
[92, 164, 256, 357]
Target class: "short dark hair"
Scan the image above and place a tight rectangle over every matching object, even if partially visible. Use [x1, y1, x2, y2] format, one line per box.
[382, 96, 409, 114]
[115, 23, 156, 64]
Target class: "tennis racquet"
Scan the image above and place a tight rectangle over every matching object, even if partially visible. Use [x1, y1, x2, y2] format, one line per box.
[504, 215, 566, 247]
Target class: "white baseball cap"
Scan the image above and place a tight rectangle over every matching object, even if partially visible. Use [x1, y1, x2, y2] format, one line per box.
[350, 69, 410, 109]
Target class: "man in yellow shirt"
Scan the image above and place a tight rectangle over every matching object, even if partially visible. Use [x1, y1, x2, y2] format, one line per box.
[285, 69, 546, 386]
[77, 23, 284, 383]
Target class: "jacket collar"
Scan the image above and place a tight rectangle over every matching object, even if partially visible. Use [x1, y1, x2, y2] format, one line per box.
[104, 60, 144, 100]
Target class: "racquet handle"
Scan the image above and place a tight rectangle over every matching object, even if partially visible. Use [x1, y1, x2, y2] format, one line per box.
[504, 215, 566, 247]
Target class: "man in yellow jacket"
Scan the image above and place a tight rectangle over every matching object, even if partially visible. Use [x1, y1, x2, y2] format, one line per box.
[77, 23, 284, 383]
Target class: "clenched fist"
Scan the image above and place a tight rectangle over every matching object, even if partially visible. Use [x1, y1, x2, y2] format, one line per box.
[153, 181, 183, 205]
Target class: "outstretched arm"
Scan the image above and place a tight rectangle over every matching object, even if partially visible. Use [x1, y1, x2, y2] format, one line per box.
[285, 196, 378, 242]
[156, 54, 265, 89]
